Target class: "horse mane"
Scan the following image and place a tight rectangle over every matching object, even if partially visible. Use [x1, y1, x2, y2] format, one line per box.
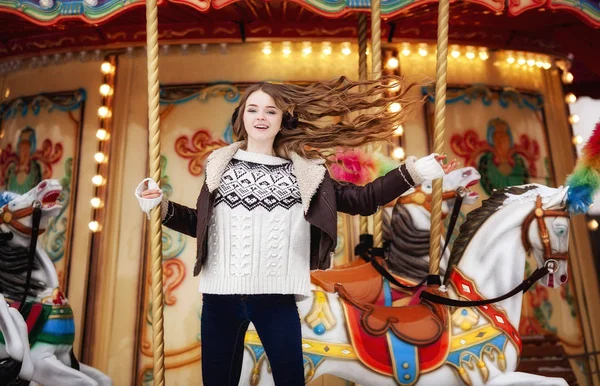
[443, 185, 539, 285]
[383, 203, 437, 282]
[0, 239, 45, 299]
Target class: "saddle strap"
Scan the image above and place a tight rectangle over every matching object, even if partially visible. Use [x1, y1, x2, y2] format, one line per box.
[420, 266, 549, 307]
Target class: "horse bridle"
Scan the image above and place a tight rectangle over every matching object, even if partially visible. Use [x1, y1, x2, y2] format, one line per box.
[521, 195, 570, 273]
[398, 187, 459, 215]
[0, 203, 46, 236]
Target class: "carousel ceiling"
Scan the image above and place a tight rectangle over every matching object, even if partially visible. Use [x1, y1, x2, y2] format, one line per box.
[0, 0, 598, 97]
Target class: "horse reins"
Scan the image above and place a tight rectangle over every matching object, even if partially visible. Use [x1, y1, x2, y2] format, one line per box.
[421, 195, 570, 307]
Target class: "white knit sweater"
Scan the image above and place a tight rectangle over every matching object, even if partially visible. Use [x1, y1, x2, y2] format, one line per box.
[198, 149, 312, 299]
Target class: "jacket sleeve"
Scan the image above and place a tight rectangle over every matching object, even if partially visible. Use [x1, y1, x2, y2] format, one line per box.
[333, 162, 417, 216]
[161, 200, 198, 238]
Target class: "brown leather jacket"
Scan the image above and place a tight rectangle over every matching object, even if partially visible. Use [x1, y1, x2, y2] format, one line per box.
[162, 142, 418, 276]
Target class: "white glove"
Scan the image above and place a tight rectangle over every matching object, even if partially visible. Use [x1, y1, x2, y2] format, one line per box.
[135, 178, 163, 219]
[414, 154, 445, 181]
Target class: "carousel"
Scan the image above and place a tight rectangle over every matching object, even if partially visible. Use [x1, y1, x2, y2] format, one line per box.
[0, 0, 600, 385]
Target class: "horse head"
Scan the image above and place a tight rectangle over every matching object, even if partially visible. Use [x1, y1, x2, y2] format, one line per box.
[0, 180, 62, 248]
[514, 184, 570, 289]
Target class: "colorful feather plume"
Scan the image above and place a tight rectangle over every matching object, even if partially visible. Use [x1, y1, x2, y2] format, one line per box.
[566, 121, 600, 213]
[330, 148, 400, 185]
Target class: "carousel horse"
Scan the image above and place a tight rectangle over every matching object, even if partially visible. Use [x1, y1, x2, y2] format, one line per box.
[382, 166, 481, 281]
[0, 292, 34, 384]
[241, 183, 571, 386]
[0, 180, 112, 386]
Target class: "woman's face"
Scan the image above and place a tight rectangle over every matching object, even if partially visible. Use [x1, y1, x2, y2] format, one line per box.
[243, 90, 283, 146]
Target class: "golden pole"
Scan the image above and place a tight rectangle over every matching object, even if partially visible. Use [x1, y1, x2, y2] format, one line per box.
[145, 0, 165, 382]
[371, 0, 384, 248]
[428, 0, 451, 275]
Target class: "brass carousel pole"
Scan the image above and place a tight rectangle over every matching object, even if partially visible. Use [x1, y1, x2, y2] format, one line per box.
[358, 13, 369, 239]
[145, 0, 165, 382]
[371, 0, 384, 248]
[429, 0, 451, 275]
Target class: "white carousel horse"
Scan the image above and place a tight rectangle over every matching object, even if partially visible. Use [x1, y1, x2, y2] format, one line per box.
[0, 180, 112, 386]
[383, 166, 481, 281]
[241, 184, 570, 386]
[0, 292, 34, 383]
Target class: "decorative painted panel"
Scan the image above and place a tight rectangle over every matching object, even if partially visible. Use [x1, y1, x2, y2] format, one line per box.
[0, 89, 85, 292]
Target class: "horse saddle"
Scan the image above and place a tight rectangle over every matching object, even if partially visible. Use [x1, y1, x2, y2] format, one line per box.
[310, 258, 383, 304]
[335, 283, 447, 346]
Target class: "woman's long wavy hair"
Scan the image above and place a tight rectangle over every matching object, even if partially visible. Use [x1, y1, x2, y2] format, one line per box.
[231, 76, 421, 160]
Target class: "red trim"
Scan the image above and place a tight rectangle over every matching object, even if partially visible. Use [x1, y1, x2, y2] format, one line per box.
[448, 268, 522, 354]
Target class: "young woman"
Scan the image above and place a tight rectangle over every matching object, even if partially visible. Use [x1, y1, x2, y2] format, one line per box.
[137, 76, 457, 385]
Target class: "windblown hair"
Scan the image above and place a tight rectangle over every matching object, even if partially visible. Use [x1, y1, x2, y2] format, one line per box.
[443, 185, 538, 285]
[232, 76, 420, 160]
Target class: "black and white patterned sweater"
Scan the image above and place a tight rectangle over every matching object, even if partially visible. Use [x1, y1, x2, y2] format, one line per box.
[198, 149, 312, 299]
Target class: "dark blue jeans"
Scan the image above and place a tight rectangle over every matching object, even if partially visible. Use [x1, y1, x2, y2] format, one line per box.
[201, 294, 305, 386]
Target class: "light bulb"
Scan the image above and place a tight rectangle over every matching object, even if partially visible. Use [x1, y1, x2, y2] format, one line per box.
[96, 129, 109, 140]
[588, 219, 599, 230]
[393, 147, 406, 160]
[478, 48, 489, 61]
[569, 115, 580, 125]
[401, 43, 411, 57]
[572, 135, 583, 145]
[99, 84, 113, 96]
[89, 221, 101, 232]
[389, 103, 402, 113]
[565, 93, 577, 104]
[262, 42, 272, 55]
[393, 125, 404, 136]
[282, 41, 292, 56]
[100, 62, 113, 74]
[94, 152, 107, 163]
[91, 197, 102, 208]
[341, 42, 351, 56]
[92, 175, 105, 186]
[97, 106, 111, 118]
[321, 42, 332, 56]
[418, 43, 428, 57]
[386, 57, 399, 69]
[302, 42, 312, 56]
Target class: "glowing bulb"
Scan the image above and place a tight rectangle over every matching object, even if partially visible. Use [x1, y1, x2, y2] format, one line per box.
[465, 46, 476, 60]
[563, 72, 574, 84]
[418, 43, 428, 57]
[262, 42, 272, 55]
[89, 221, 101, 232]
[572, 135, 583, 145]
[401, 43, 411, 57]
[393, 125, 404, 136]
[99, 84, 113, 96]
[321, 42, 332, 56]
[393, 147, 406, 160]
[542, 62, 551, 70]
[97, 106, 111, 118]
[100, 62, 114, 74]
[389, 81, 401, 93]
[569, 115, 580, 125]
[565, 93, 577, 104]
[517, 57, 526, 66]
[450, 45, 460, 58]
[389, 103, 402, 113]
[302, 42, 312, 56]
[92, 175, 105, 186]
[527, 58, 536, 67]
[341, 42, 352, 56]
[96, 129, 109, 140]
[91, 197, 102, 208]
[282, 41, 292, 56]
[94, 152, 107, 163]
[507, 56, 515, 64]
[386, 57, 399, 69]
[478, 48, 489, 61]
[588, 219, 599, 230]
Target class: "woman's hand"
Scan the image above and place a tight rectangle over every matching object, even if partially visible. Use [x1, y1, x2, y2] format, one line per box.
[435, 154, 459, 174]
[140, 180, 162, 199]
